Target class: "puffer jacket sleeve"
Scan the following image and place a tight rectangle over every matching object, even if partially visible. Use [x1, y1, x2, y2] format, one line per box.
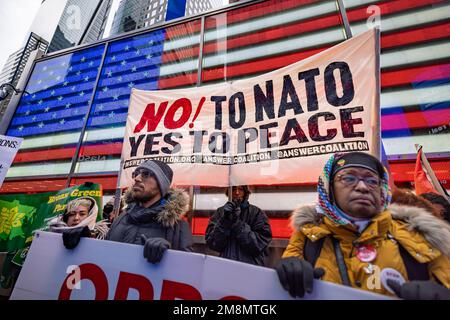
[231, 207, 272, 257]
[282, 230, 306, 258]
[205, 207, 230, 252]
[105, 211, 127, 241]
[178, 220, 194, 252]
[428, 254, 450, 288]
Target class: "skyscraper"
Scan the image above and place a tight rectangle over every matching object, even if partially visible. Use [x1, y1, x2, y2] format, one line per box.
[47, 0, 113, 53]
[0, 34, 48, 119]
[0, 49, 23, 86]
[110, 0, 223, 36]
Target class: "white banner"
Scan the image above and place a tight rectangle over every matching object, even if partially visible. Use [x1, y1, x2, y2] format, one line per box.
[120, 29, 380, 187]
[11, 231, 389, 300]
[0, 135, 23, 188]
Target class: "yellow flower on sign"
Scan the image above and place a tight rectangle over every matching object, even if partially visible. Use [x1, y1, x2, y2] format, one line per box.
[0, 206, 25, 236]
[0, 208, 10, 235]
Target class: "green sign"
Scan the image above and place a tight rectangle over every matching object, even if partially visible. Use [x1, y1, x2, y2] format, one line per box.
[0, 183, 103, 289]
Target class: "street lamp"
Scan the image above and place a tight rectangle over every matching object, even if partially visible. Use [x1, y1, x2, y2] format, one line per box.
[0, 83, 23, 102]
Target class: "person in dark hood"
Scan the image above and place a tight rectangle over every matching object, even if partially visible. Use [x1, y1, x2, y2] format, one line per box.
[276, 152, 450, 299]
[64, 160, 193, 264]
[102, 194, 126, 223]
[205, 185, 272, 266]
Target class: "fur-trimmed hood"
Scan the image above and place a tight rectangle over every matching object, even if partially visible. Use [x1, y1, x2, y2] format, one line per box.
[123, 187, 189, 228]
[290, 203, 450, 258]
[46, 196, 110, 239]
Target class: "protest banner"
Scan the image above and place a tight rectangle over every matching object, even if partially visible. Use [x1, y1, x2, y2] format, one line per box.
[120, 29, 380, 187]
[0, 135, 23, 188]
[11, 231, 390, 300]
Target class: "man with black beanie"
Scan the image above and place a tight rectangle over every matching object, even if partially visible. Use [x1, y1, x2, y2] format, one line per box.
[205, 186, 272, 266]
[64, 160, 193, 264]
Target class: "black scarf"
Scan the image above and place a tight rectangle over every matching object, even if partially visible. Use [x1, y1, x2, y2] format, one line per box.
[127, 198, 167, 224]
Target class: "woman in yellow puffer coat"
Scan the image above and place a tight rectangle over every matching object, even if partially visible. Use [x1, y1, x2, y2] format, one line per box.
[276, 152, 450, 299]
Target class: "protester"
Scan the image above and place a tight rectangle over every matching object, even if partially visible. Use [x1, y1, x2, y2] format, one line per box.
[48, 196, 110, 248]
[102, 194, 126, 222]
[60, 160, 192, 263]
[276, 152, 450, 299]
[104, 160, 193, 264]
[420, 192, 450, 223]
[205, 185, 272, 266]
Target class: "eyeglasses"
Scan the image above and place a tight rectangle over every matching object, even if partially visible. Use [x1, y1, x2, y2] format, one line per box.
[335, 173, 381, 190]
[132, 168, 154, 180]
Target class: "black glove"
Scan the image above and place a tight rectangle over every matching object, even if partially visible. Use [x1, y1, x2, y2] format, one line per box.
[62, 226, 91, 249]
[141, 235, 171, 264]
[275, 257, 325, 298]
[387, 280, 450, 300]
[221, 201, 239, 227]
[103, 203, 114, 220]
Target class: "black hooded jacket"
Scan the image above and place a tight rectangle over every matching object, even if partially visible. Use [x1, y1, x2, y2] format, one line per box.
[205, 201, 272, 266]
[106, 188, 193, 251]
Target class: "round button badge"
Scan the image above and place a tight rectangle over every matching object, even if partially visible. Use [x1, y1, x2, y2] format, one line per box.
[356, 244, 377, 262]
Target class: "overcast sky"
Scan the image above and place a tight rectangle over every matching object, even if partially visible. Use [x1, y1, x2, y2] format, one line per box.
[0, 0, 43, 73]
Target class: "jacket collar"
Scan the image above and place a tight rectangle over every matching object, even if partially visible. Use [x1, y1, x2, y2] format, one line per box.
[322, 210, 392, 244]
[124, 188, 189, 228]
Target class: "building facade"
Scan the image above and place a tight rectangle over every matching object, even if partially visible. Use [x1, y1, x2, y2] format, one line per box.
[47, 0, 113, 53]
[110, 0, 224, 35]
[0, 49, 23, 86]
[0, 34, 48, 119]
[0, 0, 449, 250]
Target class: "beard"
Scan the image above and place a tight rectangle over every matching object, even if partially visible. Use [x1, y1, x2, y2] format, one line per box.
[132, 186, 160, 204]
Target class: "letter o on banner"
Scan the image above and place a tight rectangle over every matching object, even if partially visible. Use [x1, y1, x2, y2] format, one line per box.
[59, 263, 109, 300]
[164, 98, 192, 129]
[324, 62, 355, 106]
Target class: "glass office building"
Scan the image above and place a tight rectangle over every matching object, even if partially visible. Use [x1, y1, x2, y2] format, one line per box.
[47, 0, 113, 53]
